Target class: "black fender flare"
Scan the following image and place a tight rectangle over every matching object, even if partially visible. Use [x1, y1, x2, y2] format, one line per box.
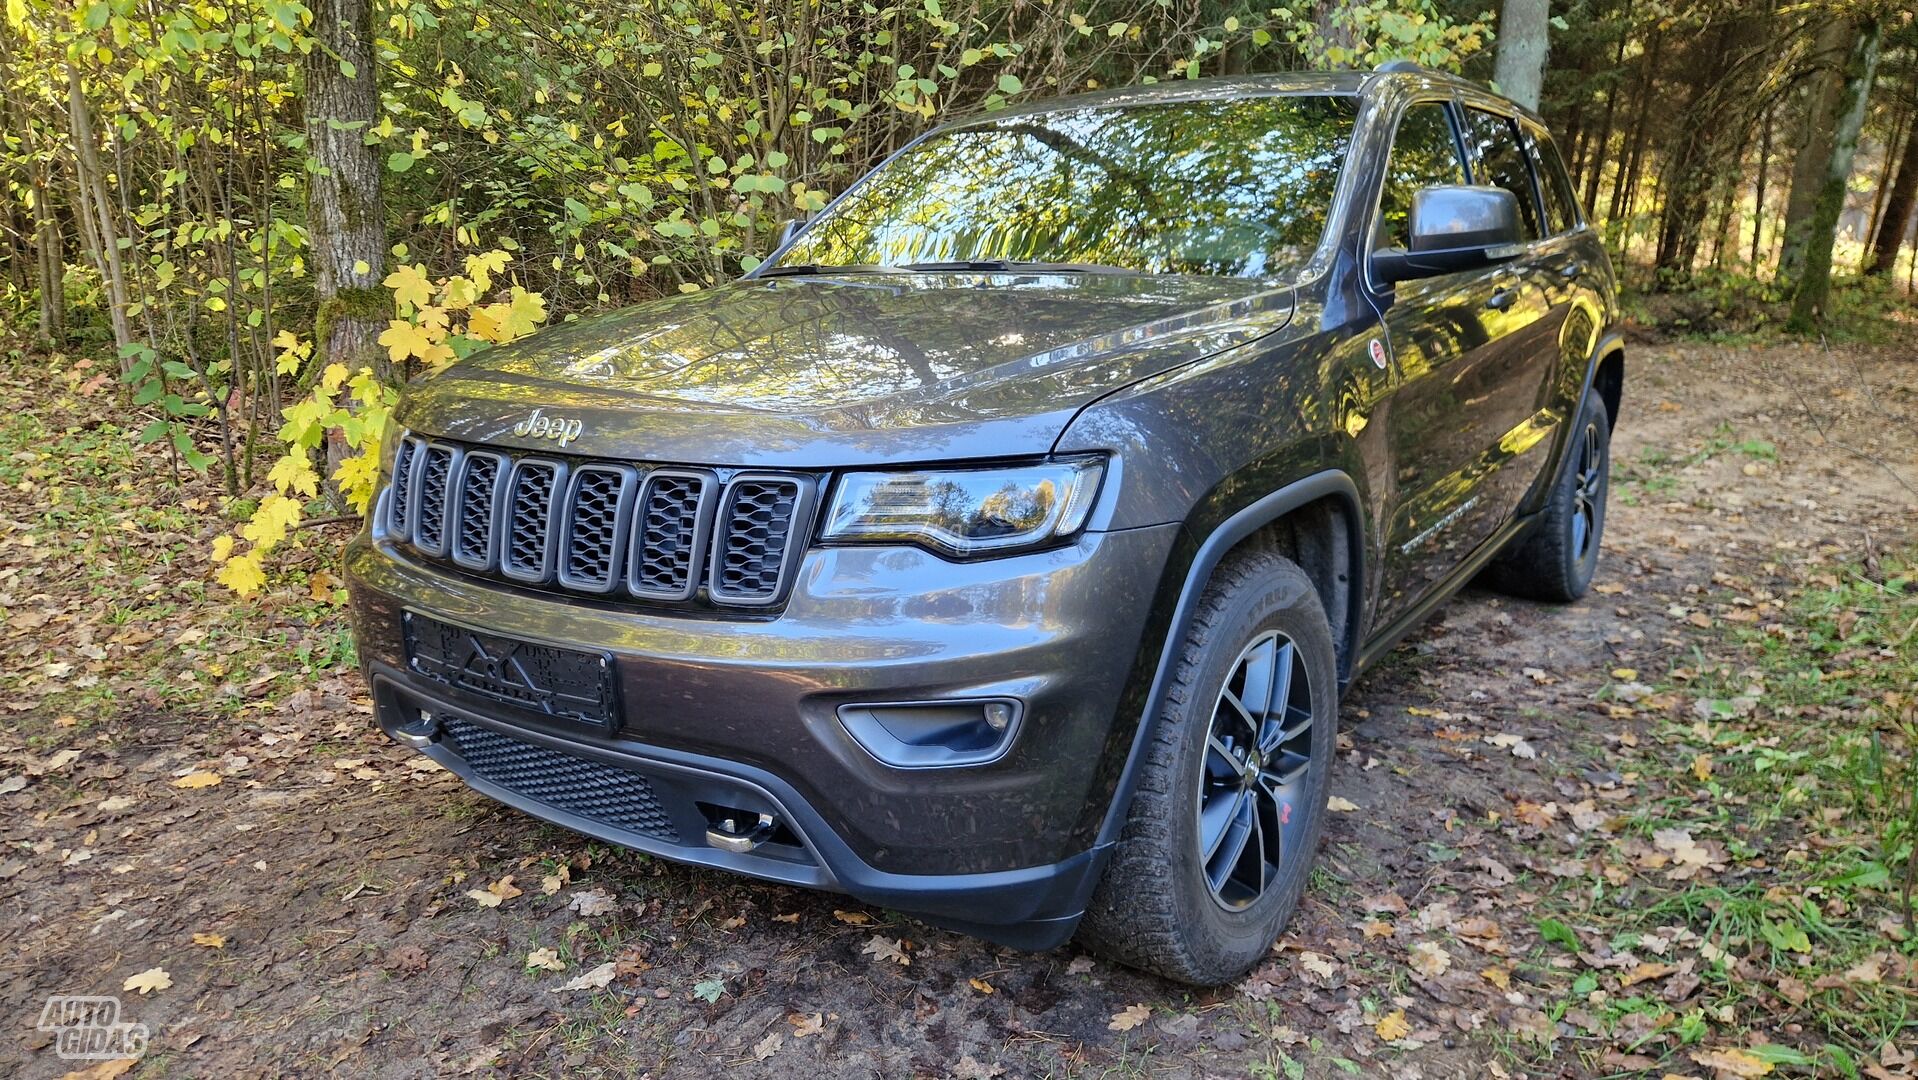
[1091, 469, 1366, 851]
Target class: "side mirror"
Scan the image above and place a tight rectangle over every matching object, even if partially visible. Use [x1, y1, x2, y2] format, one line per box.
[1372, 185, 1523, 284]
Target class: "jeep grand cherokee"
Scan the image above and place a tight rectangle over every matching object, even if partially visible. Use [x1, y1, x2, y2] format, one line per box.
[346, 63, 1623, 986]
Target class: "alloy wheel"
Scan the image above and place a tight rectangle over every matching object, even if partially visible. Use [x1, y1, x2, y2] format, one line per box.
[1194, 629, 1317, 911]
[1571, 419, 1606, 560]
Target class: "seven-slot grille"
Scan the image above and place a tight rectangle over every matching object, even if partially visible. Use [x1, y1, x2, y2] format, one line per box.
[384, 434, 808, 607]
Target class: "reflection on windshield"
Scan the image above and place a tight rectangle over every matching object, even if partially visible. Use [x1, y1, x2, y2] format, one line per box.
[780, 95, 1358, 280]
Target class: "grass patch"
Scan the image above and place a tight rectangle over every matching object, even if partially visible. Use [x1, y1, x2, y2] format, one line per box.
[1537, 551, 1917, 1073]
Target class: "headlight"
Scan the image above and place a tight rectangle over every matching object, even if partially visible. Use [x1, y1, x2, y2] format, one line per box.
[821, 458, 1105, 557]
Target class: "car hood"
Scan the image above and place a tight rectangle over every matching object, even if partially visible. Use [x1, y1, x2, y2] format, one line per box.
[399, 271, 1294, 467]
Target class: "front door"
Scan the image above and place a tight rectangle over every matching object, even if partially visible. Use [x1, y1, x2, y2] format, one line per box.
[1370, 101, 1555, 624]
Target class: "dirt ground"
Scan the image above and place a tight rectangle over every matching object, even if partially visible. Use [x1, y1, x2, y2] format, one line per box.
[4, 334, 1915, 1079]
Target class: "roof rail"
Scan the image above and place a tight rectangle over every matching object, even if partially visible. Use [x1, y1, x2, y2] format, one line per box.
[1373, 59, 1425, 74]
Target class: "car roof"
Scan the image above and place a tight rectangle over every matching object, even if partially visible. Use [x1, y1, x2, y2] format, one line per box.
[943, 67, 1529, 130]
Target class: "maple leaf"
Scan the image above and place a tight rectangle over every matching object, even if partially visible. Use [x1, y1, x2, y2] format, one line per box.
[123, 967, 171, 995]
[383, 263, 435, 310]
[378, 319, 436, 363]
[1107, 1003, 1151, 1031]
[465, 303, 509, 343]
[1374, 1009, 1412, 1041]
[500, 286, 548, 339]
[440, 274, 479, 310]
[465, 249, 512, 292]
[267, 454, 319, 498]
[210, 534, 236, 563]
[172, 771, 223, 789]
[216, 553, 266, 597]
[861, 935, 910, 965]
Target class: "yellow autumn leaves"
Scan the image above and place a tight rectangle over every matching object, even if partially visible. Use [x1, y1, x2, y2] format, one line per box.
[215, 251, 548, 597]
[377, 251, 547, 370]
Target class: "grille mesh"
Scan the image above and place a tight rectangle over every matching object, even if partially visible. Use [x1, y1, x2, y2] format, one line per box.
[415, 445, 455, 554]
[502, 461, 558, 579]
[632, 474, 707, 597]
[715, 479, 800, 601]
[454, 452, 502, 566]
[389, 437, 419, 535]
[440, 715, 677, 841]
[561, 467, 630, 589]
[383, 434, 806, 606]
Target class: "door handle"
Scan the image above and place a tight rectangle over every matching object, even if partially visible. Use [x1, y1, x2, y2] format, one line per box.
[1486, 287, 1518, 311]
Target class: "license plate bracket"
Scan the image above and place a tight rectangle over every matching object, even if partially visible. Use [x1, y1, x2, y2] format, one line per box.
[402, 611, 618, 731]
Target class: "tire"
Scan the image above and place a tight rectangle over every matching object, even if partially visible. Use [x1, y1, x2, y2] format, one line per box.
[1483, 392, 1611, 603]
[1076, 550, 1337, 986]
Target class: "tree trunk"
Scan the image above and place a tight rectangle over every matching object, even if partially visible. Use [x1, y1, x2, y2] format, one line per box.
[302, 0, 388, 384]
[1610, 35, 1662, 229]
[1865, 106, 1909, 249]
[32, 169, 66, 346]
[65, 64, 133, 360]
[1866, 92, 1918, 275]
[1751, 106, 1773, 268]
[1493, 0, 1551, 111]
[1582, 21, 1630, 214]
[1778, 19, 1854, 284]
[1788, 17, 1883, 330]
[1653, 13, 1764, 285]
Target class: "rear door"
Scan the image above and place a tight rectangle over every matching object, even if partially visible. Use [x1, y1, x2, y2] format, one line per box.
[1370, 101, 1554, 623]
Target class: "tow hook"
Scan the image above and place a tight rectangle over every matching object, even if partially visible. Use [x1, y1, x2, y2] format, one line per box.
[705, 811, 778, 853]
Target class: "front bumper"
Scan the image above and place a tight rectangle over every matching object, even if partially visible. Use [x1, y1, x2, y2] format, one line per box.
[346, 523, 1178, 943]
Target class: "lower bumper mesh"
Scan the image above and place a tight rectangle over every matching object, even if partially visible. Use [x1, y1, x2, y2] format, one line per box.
[440, 715, 678, 842]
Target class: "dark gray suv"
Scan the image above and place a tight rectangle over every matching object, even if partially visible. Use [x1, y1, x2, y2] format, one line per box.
[347, 64, 1622, 985]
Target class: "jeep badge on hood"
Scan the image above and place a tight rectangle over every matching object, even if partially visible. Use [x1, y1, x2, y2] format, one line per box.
[512, 408, 583, 447]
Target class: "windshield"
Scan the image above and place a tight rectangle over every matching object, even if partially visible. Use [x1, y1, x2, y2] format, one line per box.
[776, 95, 1358, 280]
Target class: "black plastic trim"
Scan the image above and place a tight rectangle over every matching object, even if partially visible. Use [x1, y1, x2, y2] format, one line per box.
[1092, 469, 1365, 852]
[708, 472, 816, 607]
[369, 663, 1101, 946]
[555, 463, 640, 594]
[449, 449, 512, 573]
[498, 457, 569, 586]
[627, 468, 718, 602]
[409, 441, 464, 560]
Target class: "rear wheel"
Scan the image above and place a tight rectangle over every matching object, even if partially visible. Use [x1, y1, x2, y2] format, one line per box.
[1076, 551, 1336, 985]
[1484, 393, 1611, 602]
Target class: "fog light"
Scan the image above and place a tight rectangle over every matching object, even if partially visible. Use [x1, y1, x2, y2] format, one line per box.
[983, 702, 1014, 732]
[836, 698, 1023, 768]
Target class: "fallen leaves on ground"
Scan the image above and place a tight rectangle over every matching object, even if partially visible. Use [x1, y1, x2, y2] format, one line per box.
[861, 935, 910, 965]
[122, 967, 171, 994]
[1107, 1003, 1151, 1032]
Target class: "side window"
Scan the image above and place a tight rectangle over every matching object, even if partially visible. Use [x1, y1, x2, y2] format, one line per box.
[1523, 124, 1582, 235]
[1376, 102, 1468, 251]
[1462, 108, 1543, 242]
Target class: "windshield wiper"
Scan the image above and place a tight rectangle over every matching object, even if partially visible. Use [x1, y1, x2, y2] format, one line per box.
[900, 259, 1139, 275]
[757, 263, 901, 278]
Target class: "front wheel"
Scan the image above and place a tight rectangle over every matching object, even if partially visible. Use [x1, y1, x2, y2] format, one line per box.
[1484, 393, 1611, 602]
[1076, 551, 1337, 986]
